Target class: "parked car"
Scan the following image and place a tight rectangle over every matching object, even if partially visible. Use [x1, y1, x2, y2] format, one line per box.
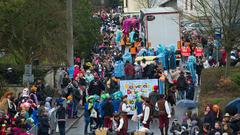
[185, 23, 208, 31]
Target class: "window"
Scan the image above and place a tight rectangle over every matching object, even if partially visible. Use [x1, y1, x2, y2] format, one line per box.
[125, 0, 128, 8]
[190, 0, 193, 10]
[185, 0, 188, 10]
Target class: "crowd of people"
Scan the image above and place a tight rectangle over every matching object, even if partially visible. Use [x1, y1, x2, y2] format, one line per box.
[0, 80, 57, 135]
[0, 6, 239, 135]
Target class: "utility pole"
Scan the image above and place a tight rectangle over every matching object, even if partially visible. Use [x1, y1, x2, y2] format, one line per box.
[67, 0, 74, 66]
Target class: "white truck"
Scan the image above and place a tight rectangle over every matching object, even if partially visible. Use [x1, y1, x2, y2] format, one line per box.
[140, 7, 180, 49]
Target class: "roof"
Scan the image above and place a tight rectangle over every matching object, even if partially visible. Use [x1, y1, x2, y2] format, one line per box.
[140, 7, 178, 14]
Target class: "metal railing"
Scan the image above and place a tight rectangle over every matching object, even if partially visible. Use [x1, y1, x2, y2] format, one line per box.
[27, 125, 38, 135]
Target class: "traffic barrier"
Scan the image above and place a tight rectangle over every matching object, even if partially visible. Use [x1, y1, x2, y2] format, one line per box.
[27, 107, 58, 135]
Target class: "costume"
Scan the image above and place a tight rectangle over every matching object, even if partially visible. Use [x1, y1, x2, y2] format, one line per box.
[155, 97, 171, 135]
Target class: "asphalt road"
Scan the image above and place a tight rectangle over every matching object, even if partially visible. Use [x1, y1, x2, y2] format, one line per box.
[66, 105, 189, 135]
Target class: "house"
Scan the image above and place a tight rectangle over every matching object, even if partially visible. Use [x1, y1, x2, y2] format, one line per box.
[159, 0, 212, 23]
[123, 0, 162, 13]
[91, 0, 120, 8]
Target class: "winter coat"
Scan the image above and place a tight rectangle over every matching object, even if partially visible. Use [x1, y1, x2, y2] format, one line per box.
[103, 101, 114, 117]
[56, 106, 66, 121]
[88, 79, 105, 96]
[73, 87, 81, 102]
[177, 75, 188, 91]
[38, 115, 50, 134]
[204, 111, 216, 128]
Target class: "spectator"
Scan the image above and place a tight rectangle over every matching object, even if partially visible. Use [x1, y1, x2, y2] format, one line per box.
[38, 109, 50, 135]
[56, 103, 66, 135]
[30, 85, 39, 105]
[88, 73, 105, 96]
[204, 105, 216, 128]
[210, 122, 222, 135]
[196, 59, 203, 85]
[176, 71, 188, 100]
[72, 81, 81, 118]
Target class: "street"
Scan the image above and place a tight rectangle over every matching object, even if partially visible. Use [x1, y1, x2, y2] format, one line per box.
[67, 103, 192, 135]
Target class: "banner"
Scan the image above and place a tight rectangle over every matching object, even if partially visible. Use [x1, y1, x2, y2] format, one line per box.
[120, 79, 158, 115]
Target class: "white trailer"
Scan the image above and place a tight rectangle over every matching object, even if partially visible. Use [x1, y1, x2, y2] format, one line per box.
[140, 7, 180, 49]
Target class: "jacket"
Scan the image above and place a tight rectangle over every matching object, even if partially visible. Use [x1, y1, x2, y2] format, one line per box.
[177, 75, 188, 91]
[103, 101, 114, 117]
[38, 115, 50, 133]
[88, 79, 105, 96]
[56, 106, 66, 121]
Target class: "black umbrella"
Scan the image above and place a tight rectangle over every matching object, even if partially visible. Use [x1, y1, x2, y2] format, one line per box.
[225, 97, 240, 115]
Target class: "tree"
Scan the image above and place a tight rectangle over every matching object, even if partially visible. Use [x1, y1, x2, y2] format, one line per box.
[186, 0, 240, 76]
[73, 0, 101, 58]
[136, 0, 159, 8]
[0, 0, 67, 65]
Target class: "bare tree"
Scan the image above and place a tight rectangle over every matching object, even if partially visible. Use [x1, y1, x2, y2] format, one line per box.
[182, 0, 240, 76]
[136, 0, 159, 8]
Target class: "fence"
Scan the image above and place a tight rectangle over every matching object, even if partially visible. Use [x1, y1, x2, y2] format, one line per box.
[27, 107, 58, 135]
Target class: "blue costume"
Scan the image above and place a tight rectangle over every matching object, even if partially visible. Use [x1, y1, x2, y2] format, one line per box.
[111, 91, 123, 113]
[122, 52, 132, 63]
[114, 60, 125, 78]
[186, 56, 197, 83]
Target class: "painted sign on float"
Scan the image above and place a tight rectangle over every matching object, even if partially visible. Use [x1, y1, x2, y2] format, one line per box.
[120, 79, 158, 115]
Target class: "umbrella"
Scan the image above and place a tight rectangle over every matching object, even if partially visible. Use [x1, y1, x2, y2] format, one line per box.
[176, 99, 197, 109]
[225, 98, 240, 115]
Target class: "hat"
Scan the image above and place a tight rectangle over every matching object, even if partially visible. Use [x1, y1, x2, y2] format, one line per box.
[224, 113, 230, 117]
[173, 80, 177, 84]
[3, 91, 13, 98]
[153, 85, 158, 92]
[67, 96, 72, 101]
[122, 95, 127, 100]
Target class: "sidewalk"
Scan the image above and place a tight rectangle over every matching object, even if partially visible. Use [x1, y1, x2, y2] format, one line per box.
[53, 108, 84, 135]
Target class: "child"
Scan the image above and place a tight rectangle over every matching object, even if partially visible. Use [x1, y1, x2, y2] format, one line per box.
[67, 96, 73, 118]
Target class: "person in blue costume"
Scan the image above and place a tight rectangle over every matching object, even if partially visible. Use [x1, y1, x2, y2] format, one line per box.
[111, 91, 123, 113]
[156, 44, 166, 55]
[156, 44, 167, 69]
[186, 55, 197, 84]
[168, 45, 177, 70]
[129, 28, 135, 44]
[147, 48, 155, 56]
[122, 52, 132, 64]
[165, 48, 170, 70]
[137, 47, 148, 56]
[98, 93, 109, 128]
[115, 26, 122, 45]
[114, 60, 125, 79]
